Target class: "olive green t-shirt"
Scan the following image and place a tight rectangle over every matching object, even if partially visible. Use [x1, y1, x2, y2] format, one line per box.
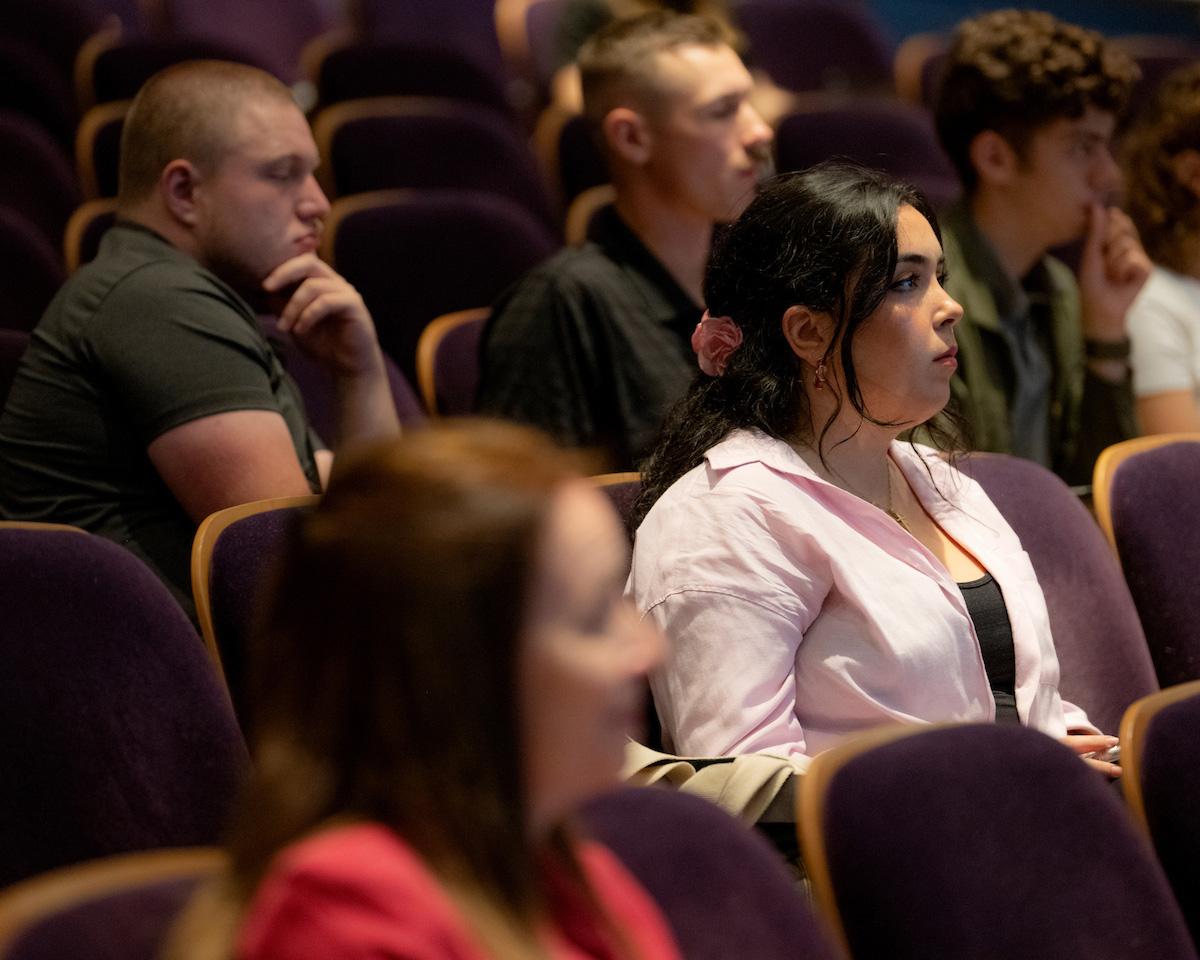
[0, 222, 320, 618]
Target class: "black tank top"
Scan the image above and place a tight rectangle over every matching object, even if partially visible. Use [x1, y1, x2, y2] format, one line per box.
[957, 572, 1021, 726]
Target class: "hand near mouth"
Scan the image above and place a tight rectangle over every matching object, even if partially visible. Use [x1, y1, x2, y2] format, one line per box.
[263, 254, 385, 379]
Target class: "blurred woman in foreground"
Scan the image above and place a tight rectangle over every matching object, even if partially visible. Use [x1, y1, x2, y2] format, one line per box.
[168, 421, 674, 959]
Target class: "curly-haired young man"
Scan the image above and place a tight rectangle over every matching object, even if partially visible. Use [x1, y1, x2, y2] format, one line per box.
[934, 9, 1150, 484]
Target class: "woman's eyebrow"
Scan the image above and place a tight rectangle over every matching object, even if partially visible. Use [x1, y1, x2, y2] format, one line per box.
[895, 253, 946, 268]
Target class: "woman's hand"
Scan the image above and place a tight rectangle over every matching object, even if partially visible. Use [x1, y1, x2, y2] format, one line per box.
[1060, 734, 1122, 778]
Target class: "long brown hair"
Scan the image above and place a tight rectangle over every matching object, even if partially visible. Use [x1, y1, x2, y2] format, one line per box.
[166, 421, 626, 960]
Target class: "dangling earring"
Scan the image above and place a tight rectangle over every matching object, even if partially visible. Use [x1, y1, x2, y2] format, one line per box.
[814, 359, 827, 390]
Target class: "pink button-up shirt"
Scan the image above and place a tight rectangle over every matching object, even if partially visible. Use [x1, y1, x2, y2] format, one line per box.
[629, 430, 1095, 769]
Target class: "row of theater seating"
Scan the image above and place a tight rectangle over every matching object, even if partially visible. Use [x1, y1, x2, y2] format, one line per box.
[0, 542, 1195, 960]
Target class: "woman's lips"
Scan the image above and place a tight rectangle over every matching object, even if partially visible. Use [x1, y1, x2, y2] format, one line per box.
[935, 345, 958, 368]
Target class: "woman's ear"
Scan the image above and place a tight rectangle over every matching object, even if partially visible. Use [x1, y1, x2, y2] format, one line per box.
[781, 305, 831, 365]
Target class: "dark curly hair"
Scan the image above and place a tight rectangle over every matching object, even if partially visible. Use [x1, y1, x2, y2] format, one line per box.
[634, 163, 963, 526]
[1124, 63, 1200, 273]
[934, 9, 1139, 193]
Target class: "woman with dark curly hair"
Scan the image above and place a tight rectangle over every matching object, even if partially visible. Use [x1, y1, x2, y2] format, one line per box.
[1124, 64, 1200, 434]
[628, 164, 1118, 775]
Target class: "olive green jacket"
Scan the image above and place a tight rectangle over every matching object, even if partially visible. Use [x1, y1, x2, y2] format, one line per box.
[940, 208, 1135, 486]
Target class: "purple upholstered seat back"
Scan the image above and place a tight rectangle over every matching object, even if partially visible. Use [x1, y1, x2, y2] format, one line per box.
[1109, 441, 1200, 686]
[774, 100, 960, 209]
[326, 100, 555, 228]
[163, 0, 332, 84]
[1140, 689, 1200, 950]
[260, 316, 426, 439]
[315, 43, 510, 114]
[0, 529, 247, 887]
[4, 875, 204, 960]
[209, 505, 309, 723]
[597, 478, 640, 543]
[356, 0, 504, 81]
[735, 0, 893, 94]
[328, 190, 558, 383]
[819, 724, 1197, 960]
[582, 788, 839, 960]
[89, 38, 270, 105]
[432, 313, 486, 417]
[525, 0, 567, 91]
[0, 111, 81, 246]
[959, 452, 1157, 735]
[0, 207, 67, 332]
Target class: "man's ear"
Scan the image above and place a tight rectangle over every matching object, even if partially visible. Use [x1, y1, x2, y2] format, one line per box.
[602, 106, 652, 166]
[160, 159, 202, 226]
[781, 305, 831, 366]
[1170, 149, 1200, 200]
[968, 129, 1020, 189]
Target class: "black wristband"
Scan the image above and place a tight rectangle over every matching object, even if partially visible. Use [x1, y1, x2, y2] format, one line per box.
[1084, 337, 1131, 361]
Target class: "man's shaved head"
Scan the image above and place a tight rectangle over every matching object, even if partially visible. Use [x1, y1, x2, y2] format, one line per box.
[578, 10, 727, 128]
[117, 60, 297, 207]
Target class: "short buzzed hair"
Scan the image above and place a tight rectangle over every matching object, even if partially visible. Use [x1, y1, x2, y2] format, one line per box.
[935, 10, 1138, 193]
[117, 60, 296, 206]
[578, 11, 727, 129]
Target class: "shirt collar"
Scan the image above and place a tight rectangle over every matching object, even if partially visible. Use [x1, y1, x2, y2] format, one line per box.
[587, 203, 702, 319]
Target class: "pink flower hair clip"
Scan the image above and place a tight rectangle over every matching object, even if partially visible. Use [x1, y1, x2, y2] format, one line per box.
[690, 310, 743, 377]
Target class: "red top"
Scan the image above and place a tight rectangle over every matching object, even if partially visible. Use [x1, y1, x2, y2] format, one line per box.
[236, 823, 682, 960]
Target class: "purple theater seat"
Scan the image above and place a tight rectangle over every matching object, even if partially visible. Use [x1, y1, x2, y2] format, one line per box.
[0, 0, 105, 87]
[0, 329, 30, 412]
[0, 207, 67, 332]
[315, 42, 511, 114]
[0, 38, 78, 149]
[1135, 687, 1200, 951]
[960, 452, 1157, 735]
[206, 504, 311, 726]
[321, 98, 555, 228]
[582, 788, 839, 960]
[356, 0, 505, 81]
[76, 104, 126, 199]
[259, 316, 426, 442]
[0, 528, 247, 887]
[0, 112, 81, 247]
[2, 873, 206, 960]
[735, 0, 893, 94]
[88, 37, 272, 105]
[524, 0, 567, 92]
[594, 474, 640, 542]
[810, 724, 1197, 960]
[1108, 441, 1200, 686]
[558, 111, 609, 205]
[325, 189, 558, 383]
[420, 310, 488, 418]
[774, 100, 960, 209]
[161, 0, 332, 83]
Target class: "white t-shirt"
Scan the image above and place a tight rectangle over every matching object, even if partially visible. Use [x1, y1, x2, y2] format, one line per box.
[1127, 265, 1200, 399]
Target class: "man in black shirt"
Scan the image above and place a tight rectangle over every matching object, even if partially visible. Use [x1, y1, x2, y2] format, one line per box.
[0, 61, 399, 615]
[478, 12, 774, 470]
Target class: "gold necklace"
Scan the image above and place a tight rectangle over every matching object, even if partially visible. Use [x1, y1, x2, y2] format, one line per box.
[882, 459, 909, 532]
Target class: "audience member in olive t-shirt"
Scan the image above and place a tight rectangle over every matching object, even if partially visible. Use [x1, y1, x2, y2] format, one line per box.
[0, 61, 399, 618]
[0, 223, 320, 616]
[476, 12, 772, 470]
